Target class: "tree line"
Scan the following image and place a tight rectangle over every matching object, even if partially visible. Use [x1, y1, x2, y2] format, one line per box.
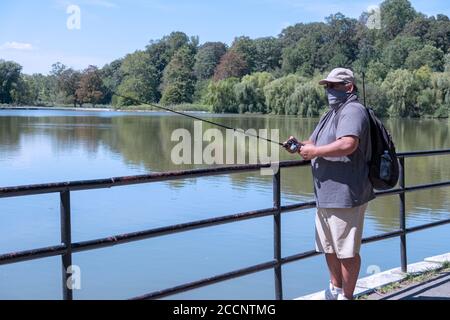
[1, 0, 449, 117]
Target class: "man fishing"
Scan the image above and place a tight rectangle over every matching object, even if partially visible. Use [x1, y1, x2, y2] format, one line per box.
[284, 68, 375, 300]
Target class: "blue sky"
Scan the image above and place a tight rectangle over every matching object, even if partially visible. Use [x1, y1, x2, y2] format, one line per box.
[0, 0, 448, 74]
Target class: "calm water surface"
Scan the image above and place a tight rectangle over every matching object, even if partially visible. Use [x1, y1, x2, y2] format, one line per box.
[0, 109, 449, 299]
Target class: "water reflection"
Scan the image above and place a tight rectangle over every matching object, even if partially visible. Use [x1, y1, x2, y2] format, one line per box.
[0, 111, 449, 234]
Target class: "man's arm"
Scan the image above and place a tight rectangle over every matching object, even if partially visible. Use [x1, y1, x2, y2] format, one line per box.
[299, 136, 359, 160]
[301, 139, 314, 145]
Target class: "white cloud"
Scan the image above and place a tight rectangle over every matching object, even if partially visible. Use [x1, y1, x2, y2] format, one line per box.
[0, 42, 34, 51]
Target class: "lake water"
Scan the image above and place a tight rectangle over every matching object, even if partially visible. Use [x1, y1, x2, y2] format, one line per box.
[0, 109, 449, 299]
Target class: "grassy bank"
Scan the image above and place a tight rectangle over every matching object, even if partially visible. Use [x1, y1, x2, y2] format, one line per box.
[0, 103, 212, 113]
[114, 103, 211, 112]
[357, 261, 450, 300]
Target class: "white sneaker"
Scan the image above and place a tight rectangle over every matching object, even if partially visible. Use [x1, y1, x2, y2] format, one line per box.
[337, 293, 349, 300]
[324, 282, 343, 300]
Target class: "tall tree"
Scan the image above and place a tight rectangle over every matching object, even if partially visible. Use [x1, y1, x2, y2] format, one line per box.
[75, 65, 105, 107]
[116, 50, 159, 105]
[253, 37, 282, 72]
[193, 42, 227, 80]
[231, 36, 257, 73]
[213, 51, 248, 81]
[382, 36, 423, 69]
[160, 45, 196, 105]
[405, 45, 445, 71]
[58, 68, 82, 107]
[101, 59, 123, 105]
[380, 0, 417, 40]
[234, 72, 274, 113]
[0, 60, 23, 104]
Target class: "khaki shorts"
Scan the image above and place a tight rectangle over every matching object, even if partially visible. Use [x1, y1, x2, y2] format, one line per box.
[315, 203, 368, 259]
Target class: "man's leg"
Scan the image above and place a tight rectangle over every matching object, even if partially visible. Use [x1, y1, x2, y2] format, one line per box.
[340, 253, 361, 299]
[325, 253, 342, 289]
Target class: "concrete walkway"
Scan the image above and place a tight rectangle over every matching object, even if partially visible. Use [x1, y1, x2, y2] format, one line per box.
[295, 253, 450, 300]
[366, 271, 450, 300]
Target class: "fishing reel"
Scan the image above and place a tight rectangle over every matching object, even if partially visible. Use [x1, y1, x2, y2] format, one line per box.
[283, 137, 304, 153]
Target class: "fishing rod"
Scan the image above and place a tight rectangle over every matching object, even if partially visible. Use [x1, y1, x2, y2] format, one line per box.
[110, 91, 302, 152]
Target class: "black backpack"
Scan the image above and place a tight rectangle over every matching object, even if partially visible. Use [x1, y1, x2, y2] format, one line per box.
[365, 107, 399, 190]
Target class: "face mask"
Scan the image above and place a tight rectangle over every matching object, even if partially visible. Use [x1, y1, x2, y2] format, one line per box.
[327, 88, 351, 109]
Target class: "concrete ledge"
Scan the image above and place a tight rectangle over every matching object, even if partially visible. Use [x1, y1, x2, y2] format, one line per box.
[424, 253, 450, 264]
[294, 253, 449, 300]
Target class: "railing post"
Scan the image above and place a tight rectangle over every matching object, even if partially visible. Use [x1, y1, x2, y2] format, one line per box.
[399, 157, 407, 273]
[60, 190, 73, 300]
[273, 169, 283, 300]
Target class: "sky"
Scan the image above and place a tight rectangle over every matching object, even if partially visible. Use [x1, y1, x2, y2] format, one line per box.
[0, 0, 448, 74]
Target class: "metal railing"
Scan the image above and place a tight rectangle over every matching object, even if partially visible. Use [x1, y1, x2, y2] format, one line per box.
[0, 149, 449, 300]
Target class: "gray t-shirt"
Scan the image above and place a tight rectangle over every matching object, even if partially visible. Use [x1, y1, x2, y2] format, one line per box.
[309, 95, 375, 208]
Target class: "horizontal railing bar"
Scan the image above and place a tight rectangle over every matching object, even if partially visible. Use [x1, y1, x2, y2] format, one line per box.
[130, 260, 279, 300]
[362, 230, 404, 244]
[374, 181, 450, 197]
[71, 207, 277, 253]
[0, 148, 449, 199]
[280, 201, 317, 213]
[1, 219, 448, 298]
[0, 161, 310, 198]
[405, 181, 450, 193]
[0, 207, 277, 265]
[128, 228, 421, 299]
[406, 217, 450, 233]
[281, 250, 320, 264]
[4, 216, 447, 268]
[0, 244, 67, 266]
[1, 180, 449, 265]
[397, 149, 450, 158]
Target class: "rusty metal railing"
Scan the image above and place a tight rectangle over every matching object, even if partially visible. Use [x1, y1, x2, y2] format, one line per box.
[0, 149, 449, 300]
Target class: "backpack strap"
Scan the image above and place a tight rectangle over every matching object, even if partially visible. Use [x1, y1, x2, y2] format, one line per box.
[316, 94, 358, 142]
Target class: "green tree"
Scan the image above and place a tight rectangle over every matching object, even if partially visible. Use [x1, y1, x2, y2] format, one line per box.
[142, 31, 199, 102]
[0, 60, 23, 104]
[234, 72, 274, 113]
[405, 45, 445, 71]
[263, 74, 304, 114]
[160, 46, 196, 105]
[425, 15, 450, 53]
[429, 71, 450, 117]
[444, 53, 450, 72]
[365, 61, 389, 83]
[116, 50, 159, 106]
[204, 77, 239, 113]
[253, 37, 282, 72]
[402, 14, 431, 40]
[382, 36, 423, 69]
[380, 0, 417, 39]
[193, 42, 227, 80]
[58, 68, 82, 107]
[381, 68, 422, 116]
[75, 65, 105, 107]
[213, 50, 248, 81]
[289, 81, 327, 116]
[231, 36, 257, 73]
[323, 13, 359, 68]
[282, 37, 321, 76]
[101, 59, 123, 105]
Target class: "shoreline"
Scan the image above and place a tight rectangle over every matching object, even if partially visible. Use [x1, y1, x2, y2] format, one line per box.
[0, 105, 211, 114]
